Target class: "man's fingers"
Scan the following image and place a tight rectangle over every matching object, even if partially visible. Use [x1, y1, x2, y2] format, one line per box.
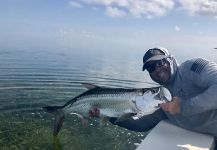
[160, 99, 180, 115]
[160, 102, 174, 112]
[89, 107, 100, 118]
[160, 103, 169, 111]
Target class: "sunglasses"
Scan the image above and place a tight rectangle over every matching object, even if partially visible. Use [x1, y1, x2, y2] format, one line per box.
[146, 59, 167, 73]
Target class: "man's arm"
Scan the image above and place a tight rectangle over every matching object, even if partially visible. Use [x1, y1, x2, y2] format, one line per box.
[89, 108, 167, 132]
[110, 109, 167, 132]
[179, 60, 217, 116]
[161, 60, 217, 116]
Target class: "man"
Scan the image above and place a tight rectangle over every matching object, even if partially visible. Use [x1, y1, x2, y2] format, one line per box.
[143, 47, 217, 139]
[90, 47, 217, 139]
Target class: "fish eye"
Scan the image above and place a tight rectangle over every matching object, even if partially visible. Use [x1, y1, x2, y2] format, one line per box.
[138, 89, 144, 95]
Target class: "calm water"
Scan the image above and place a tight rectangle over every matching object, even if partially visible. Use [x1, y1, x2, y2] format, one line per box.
[0, 49, 158, 150]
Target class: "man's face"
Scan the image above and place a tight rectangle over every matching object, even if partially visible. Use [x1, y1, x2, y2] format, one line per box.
[146, 59, 171, 85]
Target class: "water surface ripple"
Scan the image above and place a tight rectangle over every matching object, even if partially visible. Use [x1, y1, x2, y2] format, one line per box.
[0, 50, 153, 150]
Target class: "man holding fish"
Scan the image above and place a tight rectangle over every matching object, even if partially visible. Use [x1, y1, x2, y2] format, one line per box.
[90, 47, 217, 139]
[44, 47, 217, 140]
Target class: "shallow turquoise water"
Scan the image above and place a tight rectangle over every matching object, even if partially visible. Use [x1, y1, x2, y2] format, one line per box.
[0, 49, 157, 150]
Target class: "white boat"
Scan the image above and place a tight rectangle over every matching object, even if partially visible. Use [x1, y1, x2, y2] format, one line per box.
[136, 120, 215, 150]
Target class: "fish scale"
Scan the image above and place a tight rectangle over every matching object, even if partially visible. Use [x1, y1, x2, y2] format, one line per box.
[43, 83, 171, 136]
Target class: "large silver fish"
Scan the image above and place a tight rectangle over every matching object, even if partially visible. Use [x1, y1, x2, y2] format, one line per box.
[43, 83, 171, 136]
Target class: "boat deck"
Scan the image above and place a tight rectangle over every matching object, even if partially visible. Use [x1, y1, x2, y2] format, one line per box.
[136, 120, 215, 150]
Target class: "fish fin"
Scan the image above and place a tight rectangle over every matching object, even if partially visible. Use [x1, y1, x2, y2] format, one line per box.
[159, 87, 172, 102]
[153, 88, 162, 100]
[154, 87, 172, 102]
[54, 114, 65, 136]
[115, 113, 137, 123]
[43, 106, 65, 136]
[53, 134, 62, 150]
[70, 112, 88, 128]
[43, 106, 63, 113]
[81, 83, 98, 90]
[100, 117, 110, 126]
[81, 118, 88, 128]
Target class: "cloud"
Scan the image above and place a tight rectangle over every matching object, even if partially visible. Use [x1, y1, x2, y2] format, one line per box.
[198, 31, 203, 35]
[81, 30, 96, 38]
[69, 0, 217, 18]
[74, 0, 175, 18]
[106, 7, 126, 17]
[80, 0, 129, 7]
[69, 1, 83, 8]
[127, 0, 175, 18]
[175, 25, 180, 32]
[178, 0, 217, 16]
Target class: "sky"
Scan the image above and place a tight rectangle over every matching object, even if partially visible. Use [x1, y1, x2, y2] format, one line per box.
[0, 0, 217, 60]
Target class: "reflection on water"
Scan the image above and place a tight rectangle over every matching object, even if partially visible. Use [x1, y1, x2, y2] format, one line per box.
[0, 49, 155, 150]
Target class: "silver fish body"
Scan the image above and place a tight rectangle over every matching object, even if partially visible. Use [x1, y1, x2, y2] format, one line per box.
[43, 83, 171, 136]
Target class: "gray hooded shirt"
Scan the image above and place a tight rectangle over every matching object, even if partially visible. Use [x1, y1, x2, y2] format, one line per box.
[165, 57, 217, 138]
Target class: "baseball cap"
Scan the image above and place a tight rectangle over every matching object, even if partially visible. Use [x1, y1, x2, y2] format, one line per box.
[142, 47, 168, 71]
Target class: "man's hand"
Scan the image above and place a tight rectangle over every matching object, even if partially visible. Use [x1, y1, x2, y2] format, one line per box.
[89, 107, 100, 118]
[160, 97, 180, 115]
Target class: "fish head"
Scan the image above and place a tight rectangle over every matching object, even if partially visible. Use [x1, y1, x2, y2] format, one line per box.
[154, 87, 172, 102]
[134, 87, 171, 114]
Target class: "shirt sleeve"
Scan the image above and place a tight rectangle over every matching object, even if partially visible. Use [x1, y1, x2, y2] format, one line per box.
[109, 108, 167, 131]
[180, 59, 217, 116]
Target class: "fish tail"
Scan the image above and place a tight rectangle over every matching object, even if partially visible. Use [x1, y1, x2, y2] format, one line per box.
[43, 106, 65, 136]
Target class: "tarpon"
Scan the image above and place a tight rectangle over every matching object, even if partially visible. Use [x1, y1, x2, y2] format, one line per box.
[43, 83, 171, 136]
